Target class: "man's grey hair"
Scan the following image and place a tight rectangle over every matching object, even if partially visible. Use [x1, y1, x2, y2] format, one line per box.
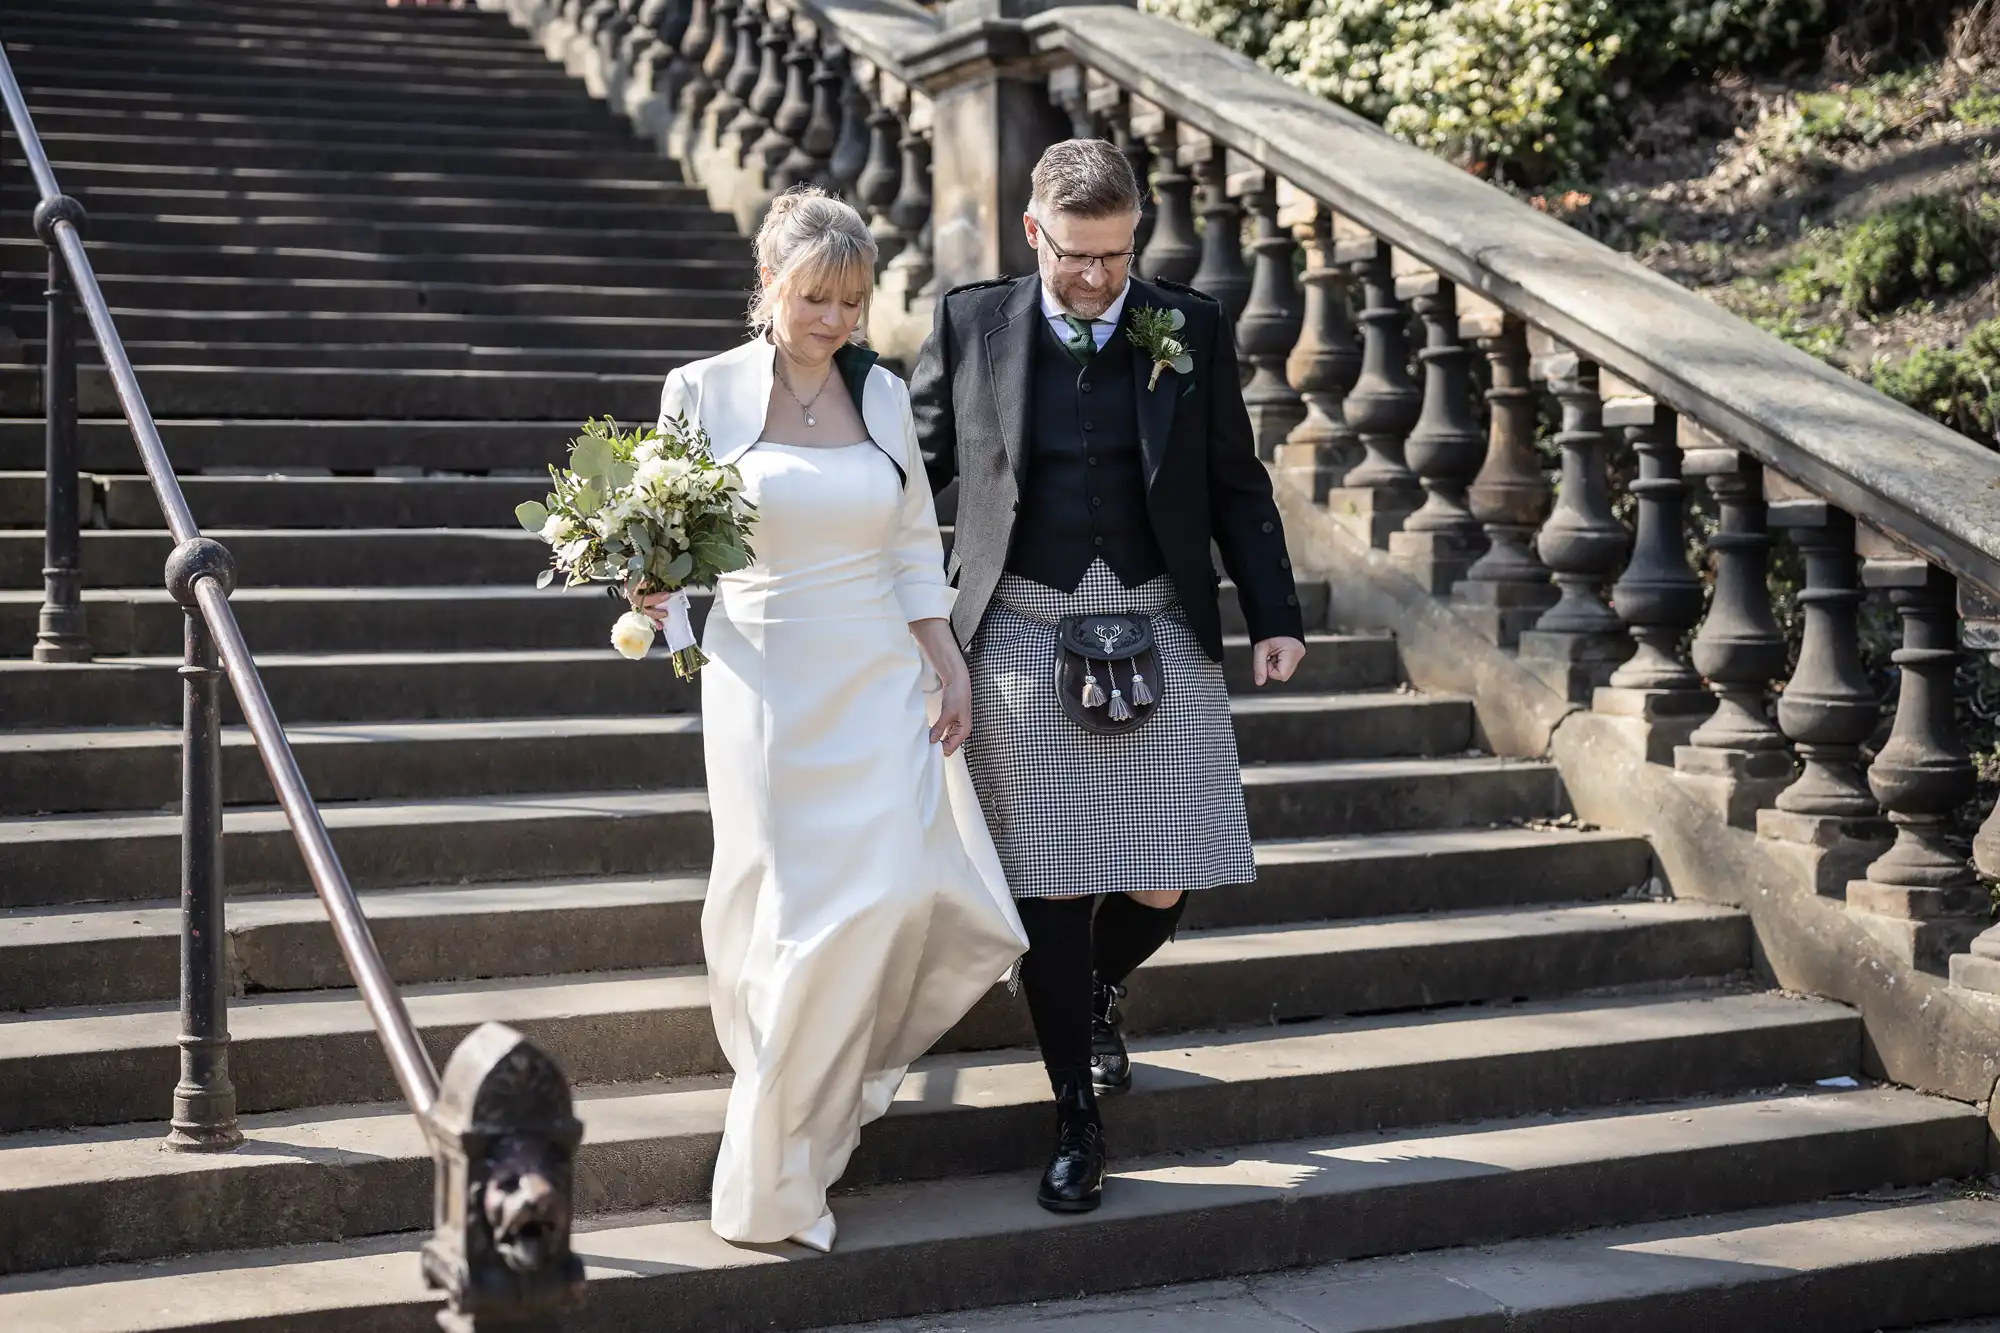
[1029, 138, 1142, 220]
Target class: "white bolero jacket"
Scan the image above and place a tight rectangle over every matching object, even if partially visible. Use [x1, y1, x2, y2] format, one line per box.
[655, 338, 956, 624]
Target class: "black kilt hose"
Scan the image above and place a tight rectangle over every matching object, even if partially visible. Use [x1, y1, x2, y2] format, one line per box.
[965, 560, 1255, 899]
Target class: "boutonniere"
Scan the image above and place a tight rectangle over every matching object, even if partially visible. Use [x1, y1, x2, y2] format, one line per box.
[1127, 306, 1194, 391]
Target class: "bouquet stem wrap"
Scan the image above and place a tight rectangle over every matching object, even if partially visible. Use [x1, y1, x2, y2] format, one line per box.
[646, 586, 706, 679]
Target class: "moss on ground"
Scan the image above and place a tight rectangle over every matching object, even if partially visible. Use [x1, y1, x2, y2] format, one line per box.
[1871, 316, 2000, 438]
[1778, 192, 1998, 314]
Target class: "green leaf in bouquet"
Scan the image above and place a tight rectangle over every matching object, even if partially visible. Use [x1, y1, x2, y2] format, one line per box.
[1171, 352, 1194, 375]
[606, 460, 636, 490]
[665, 550, 694, 584]
[574, 484, 604, 514]
[572, 434, 615, 481]
[535, 568, 556, 590]
[516, 500, 550, 533]
[695, 539, 751, 574]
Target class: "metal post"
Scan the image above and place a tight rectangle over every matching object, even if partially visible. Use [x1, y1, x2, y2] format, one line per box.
[165, 538, 242, 1151]
[33, 195, 88, 662]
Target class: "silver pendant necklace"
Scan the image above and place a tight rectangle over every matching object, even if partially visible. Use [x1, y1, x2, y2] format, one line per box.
[776, 362, 834, 427]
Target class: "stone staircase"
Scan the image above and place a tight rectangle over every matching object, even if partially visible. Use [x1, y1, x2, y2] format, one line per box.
[1, 1, 1998, 1330]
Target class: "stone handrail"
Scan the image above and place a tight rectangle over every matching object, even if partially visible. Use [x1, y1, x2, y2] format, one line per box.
[1031, 6, 2000, 602]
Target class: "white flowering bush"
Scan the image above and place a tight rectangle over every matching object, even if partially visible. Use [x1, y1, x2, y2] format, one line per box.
[1141, 0, 1834, 176]
[517, 415, 757, 677]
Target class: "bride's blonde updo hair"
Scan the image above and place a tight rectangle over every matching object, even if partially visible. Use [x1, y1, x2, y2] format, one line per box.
[749, 186, 878, 336]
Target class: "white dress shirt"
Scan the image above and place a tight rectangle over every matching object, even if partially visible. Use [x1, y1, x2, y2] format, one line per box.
[1040, 279, 1132, 352]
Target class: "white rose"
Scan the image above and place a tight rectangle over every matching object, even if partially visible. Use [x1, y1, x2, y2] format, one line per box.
[610, 610, 656, 661]
[539, 514, 576, 544]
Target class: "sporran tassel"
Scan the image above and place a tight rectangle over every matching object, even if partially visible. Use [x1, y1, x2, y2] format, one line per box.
[1105, 660, 1132, 722]
[1128, 668, 1154, 708]
[1080, 665, 1106, 709]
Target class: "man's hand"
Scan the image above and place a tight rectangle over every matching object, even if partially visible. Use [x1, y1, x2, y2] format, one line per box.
[1251, 636, 1306, 687]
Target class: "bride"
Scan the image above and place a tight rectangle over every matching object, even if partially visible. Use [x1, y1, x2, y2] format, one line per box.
[648, 188, 1028, 1253]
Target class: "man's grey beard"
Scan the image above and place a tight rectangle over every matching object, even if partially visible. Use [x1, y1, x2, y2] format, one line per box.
[1047, 273, 1119, 320]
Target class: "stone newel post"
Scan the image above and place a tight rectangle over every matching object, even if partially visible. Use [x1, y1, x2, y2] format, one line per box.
[908, 0, 1079, 293]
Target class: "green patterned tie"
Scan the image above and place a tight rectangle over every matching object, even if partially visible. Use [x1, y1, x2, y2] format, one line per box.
[1058, 313, 1099, 367]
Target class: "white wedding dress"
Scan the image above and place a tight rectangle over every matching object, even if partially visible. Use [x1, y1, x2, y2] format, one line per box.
[699, 437, 1027, 1250]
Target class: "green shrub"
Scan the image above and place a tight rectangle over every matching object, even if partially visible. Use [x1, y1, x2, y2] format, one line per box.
[1140, 0, 1834, 177]
[1871, 317, 2000, 442]
[1779, 193, 1995, 314]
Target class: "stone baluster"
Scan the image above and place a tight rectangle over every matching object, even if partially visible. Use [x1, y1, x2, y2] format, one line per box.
[885, 117, 934, 294]
[754, 19, 813, 182]
[1751, 499, 1892, 893]
[727, 2, 784, 163]
[855, 77, 906, 269]
[826, 50, 870, 199]
[1189, 141, 1249, 321]
[1136, 113, 1199, 284]
[1324, 237, 1419, 548]
[1605, 405, 1703, 693]
[1235, 174, 1304, 459]
[1671, 449, 1791, 824]
[1107, 99, 1156, 256]
[1518, 348, 1631, 702]
[688, 0, 738, 133]
[1588, 398, 1710, 755]
[1950, 585, 2000, 993]
[1048, 65, 1100, 140]
[1388, 273, 1485, 592]
[773, 33, 839, 189]
[1451, 314, 1553, 646]
[1846, 563, 1985, 972]
[1275, 203, 1360, 502]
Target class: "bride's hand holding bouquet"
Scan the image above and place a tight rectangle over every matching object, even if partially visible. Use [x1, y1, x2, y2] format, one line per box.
[517, 413, 757, 678]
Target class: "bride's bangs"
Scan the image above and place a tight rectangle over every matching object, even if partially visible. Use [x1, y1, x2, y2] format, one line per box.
[787, 232, 875, 309]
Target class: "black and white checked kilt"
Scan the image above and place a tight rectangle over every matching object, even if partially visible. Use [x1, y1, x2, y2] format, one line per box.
[964, 559, 1256, 900]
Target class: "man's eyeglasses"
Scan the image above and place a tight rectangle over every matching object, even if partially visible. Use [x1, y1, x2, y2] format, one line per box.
[1039, 232, 1137, 276]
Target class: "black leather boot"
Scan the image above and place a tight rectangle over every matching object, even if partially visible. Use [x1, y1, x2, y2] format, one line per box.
[1036, 1067, 1105, 1213]
[1090, 979, 1131, 1095]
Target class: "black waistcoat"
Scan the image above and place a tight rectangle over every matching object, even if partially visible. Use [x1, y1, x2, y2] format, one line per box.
[1004, 316, 1167, 592]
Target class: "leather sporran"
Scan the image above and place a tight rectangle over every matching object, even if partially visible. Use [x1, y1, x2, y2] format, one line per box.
[1056, 612, 1163, 736]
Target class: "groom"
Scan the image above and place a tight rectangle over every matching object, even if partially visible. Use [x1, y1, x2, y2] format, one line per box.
[910, 139, 1305, 1212]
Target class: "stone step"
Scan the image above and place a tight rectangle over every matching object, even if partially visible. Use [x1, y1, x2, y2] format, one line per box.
[5, 307, 724, 350]
[6, 210, 746, 259]
[0, 828, 1652, 1007]
[4, 32, 589, 78]
[0, 363, 668, 420]
[96, 474, 558, 529]
[5, 0, 518, 26]
[3, 181, 712, 223]
[6, 339, 712, 374]
[5, 270, 740, 317]
[1, 578, 1341, 657]
[1, 241, 741, 290]
[0, 419, 607, 472]
[0, 472, 89, 527]
[3, 26, 586, 71]
[2, 158, 697, 205]
[0, 754, 1562, 906]
[0, 529, 551, 592]
[16, 82, 629, 132]
[4, 12, 570, 57]
[3, 66, 628, 113]
[0, 687, 1440, 818]
[0, 1089, 1974, 1332]
[0, 991, 1858, 1274]
[0, 901, 1750, 1130]
[802, 1196, 2000, 1333]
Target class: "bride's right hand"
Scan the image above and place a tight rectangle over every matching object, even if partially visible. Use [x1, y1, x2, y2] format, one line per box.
[931, 664, 973, 757]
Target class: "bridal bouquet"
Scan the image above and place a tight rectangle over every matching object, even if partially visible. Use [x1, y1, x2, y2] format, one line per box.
[517, 414, 756, 678]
